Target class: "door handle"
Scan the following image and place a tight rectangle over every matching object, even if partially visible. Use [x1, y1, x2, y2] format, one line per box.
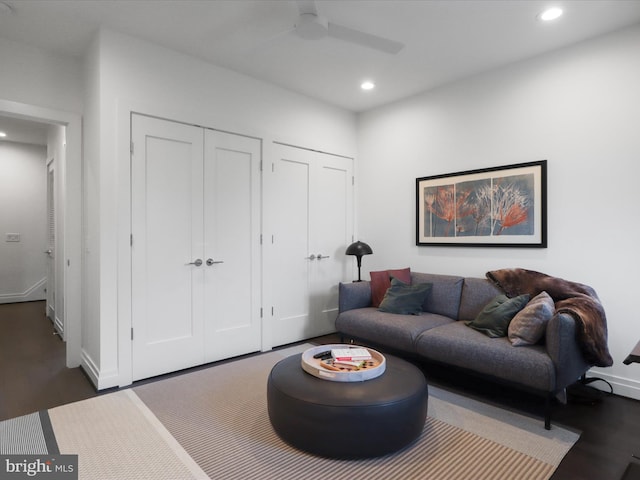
[206, 258, 224, 266]
[186, 259, 203, 267]
[305, 254, 316, 260]
[317, 254, 330, 260]
[44, 249, 53, 255]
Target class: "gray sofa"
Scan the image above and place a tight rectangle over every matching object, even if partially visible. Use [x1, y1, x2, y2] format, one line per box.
[336, 271, 594, 429]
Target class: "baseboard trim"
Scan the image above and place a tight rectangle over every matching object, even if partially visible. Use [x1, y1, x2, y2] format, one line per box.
[586, 371, 640, 400]
[0, 278, 47, 304]
[81, 349, 120, 391]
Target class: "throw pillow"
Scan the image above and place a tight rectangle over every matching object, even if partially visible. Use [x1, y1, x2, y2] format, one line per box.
[378, 277, 432, 315]
[508, 291, 555, 346]
[370, 268, 411, 307]
[466, 293, 531, 338]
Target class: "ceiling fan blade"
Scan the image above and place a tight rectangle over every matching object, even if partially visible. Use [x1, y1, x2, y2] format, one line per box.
[328, 22, 404, 54]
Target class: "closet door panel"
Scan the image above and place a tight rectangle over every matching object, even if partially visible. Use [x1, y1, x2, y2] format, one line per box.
[312, 161, 352, 332]
[271, 150, 313, 345]
[271, 143, 353, 346]
[131, 115, 205, 381]
[204, 130, 261, 362]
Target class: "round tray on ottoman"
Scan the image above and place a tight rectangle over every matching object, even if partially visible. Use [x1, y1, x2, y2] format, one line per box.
[267, 352, 428, 458]
[301, 344, 386, 382]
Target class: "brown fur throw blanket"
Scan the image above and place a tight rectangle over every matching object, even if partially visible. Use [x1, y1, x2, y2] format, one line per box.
[486, 268, 613, 367]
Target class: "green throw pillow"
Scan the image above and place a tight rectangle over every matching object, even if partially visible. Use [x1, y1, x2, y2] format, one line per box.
[378, 277, 432, 315]
[466, 293, 531, 338]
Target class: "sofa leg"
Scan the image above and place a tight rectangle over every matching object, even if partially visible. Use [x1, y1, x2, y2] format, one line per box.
[544, 394, 552, 430]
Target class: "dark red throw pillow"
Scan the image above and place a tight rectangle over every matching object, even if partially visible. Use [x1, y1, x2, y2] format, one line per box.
[370, 268, 411, 307]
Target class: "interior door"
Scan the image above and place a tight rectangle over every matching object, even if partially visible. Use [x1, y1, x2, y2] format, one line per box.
[45, 158, 56, 325]
[271, 143, 353, 346]
[131, 114, 205, 381]
[203, 129, 261, 362]
[311, 155, 353, 333]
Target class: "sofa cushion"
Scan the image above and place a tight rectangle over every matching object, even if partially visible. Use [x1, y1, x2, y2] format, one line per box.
[410, 272, 464, 319]
[458, 278, 503, 320]
[378, 278, 433, 315]
[336, 308, 454, 353]
[415, 322, 556, 391]
[338, 281, 373, 312]
[509, 291, 555, 346]
[370, 268, 412, 307]
[467, 294, 530, 338]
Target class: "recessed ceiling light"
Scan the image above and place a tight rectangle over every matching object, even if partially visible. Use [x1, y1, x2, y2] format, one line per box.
[538, 7, 563, 21]
[361, 81, 375, 91]
[0, 132, 7, 138]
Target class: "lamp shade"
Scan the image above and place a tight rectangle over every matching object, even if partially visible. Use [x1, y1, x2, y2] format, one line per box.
[345, 241, 373, 257]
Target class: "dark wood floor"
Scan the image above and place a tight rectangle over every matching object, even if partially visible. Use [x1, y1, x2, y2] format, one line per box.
[0, 301, 97, 421]
[2, 303, 639, 479]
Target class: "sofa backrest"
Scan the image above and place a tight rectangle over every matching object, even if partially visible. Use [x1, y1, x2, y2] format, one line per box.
[411, 272, 464, 319]
[458, 277, 502, 321]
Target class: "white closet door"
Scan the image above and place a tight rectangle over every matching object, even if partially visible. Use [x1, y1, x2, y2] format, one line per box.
[203, 130, 261, 362]
[271, 143, 353, 346]
[131, 115, 205, 381]
[311, 156, 353, 334]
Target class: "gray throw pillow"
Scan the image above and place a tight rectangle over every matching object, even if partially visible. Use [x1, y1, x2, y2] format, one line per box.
[466, 293, 531, 338]
[378, 277, 433, 315]
[508, 291, 555, 346]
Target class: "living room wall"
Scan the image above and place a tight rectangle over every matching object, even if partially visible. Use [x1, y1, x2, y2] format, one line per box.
[356, 24, 640, 399]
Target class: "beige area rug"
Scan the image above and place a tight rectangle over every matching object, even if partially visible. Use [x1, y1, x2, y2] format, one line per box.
[134, 344, 579, 480]
[46, 344, 579, 480]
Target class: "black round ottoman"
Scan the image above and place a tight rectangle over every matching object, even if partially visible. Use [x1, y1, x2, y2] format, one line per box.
[267, 353, 428, 458]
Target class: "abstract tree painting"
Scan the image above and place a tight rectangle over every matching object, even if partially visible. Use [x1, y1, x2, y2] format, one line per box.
[416, 161, 547, 247]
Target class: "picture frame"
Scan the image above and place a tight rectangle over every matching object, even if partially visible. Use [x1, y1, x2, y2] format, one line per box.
[416, 160, 547, 247]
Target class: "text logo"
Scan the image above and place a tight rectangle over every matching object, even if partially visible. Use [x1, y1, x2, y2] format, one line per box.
[0, 456, 78, 480]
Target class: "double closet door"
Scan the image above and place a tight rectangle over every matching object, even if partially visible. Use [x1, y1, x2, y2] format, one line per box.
[131, 114, 261, 381]
[270, 143, 354, 347]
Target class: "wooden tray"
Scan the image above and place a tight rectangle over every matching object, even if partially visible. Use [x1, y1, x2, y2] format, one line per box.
[301, 344, 386, 382]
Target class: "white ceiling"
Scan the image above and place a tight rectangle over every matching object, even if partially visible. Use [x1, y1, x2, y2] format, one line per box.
[1, 0, 640, 114]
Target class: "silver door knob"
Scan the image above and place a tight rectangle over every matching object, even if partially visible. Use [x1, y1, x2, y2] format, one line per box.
[317, 254, 330, 260]
[44, 249, 53, 255]
[186, 259, 203, 267]
[206, 258, 224, 266]
[305, 254, 316, 260]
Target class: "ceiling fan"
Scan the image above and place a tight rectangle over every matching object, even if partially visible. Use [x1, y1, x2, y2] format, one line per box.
[291, 0, 404, 54]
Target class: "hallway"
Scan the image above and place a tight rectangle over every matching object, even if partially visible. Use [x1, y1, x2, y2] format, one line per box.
[0, 301, 96, 421]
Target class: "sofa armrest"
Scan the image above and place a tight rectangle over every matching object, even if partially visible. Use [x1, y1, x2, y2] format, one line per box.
[339, 281, 372, 313]
[545, 312, 592, 389]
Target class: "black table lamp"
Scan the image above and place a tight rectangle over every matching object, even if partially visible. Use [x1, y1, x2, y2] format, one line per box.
[345, 241, 373, 282]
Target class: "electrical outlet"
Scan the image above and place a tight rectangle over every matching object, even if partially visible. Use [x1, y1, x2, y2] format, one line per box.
[6, 233, 20, 242]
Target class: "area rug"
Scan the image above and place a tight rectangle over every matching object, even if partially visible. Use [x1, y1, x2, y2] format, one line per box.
[2, 344, 580, 479]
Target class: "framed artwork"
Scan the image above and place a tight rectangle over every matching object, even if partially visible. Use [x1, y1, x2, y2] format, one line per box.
[416, 160, 547, 247]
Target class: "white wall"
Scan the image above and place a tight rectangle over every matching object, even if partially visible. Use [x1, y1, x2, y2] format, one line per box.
[357, 25, 640, 399]
[0, 142, 47, 303]
[83, 29, 358, 388]
[0, 37, 83, 114]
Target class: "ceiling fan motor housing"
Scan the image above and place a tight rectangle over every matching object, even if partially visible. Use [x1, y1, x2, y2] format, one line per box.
[295, 13, 329, 40]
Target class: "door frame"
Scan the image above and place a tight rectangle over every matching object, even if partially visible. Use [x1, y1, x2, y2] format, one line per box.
[45, 156, 56, 329]
[0, 98, 82, 368]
